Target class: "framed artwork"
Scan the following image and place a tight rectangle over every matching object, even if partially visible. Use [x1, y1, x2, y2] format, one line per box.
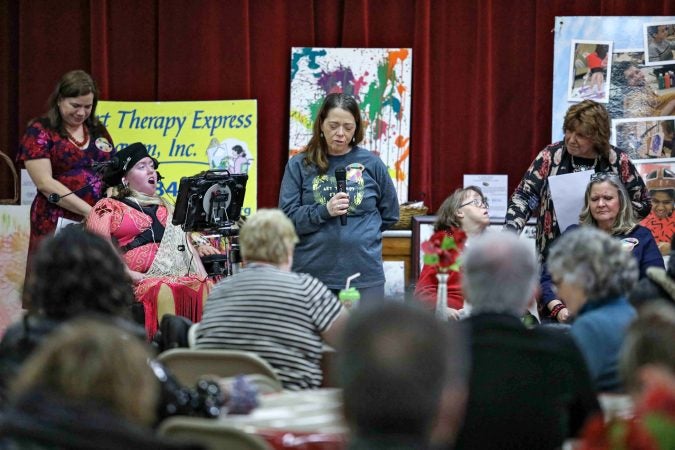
[0, 205, 29, 336]
[411, 216, 537, 284]
[289, 47, 413, 202]
[411, 215, 436, 283]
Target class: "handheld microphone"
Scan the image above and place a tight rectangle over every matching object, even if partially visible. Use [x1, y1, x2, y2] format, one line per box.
[335, 167, 347, 226]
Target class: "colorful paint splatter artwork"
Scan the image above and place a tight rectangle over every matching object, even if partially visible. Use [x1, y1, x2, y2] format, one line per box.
[289, 47, 412, 202]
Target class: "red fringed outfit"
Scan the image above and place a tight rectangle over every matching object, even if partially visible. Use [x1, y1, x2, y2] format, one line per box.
[87, 197, 211, 338]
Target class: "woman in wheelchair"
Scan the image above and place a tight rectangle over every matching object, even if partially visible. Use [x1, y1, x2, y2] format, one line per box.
[87, 142, 219, 339]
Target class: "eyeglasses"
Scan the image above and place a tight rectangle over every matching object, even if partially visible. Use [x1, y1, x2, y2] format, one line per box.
[460, 198, 489, 209]
[590, 172, 621, 183]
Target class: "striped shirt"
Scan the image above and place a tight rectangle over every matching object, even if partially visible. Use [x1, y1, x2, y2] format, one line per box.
[195, 263, 342, 390]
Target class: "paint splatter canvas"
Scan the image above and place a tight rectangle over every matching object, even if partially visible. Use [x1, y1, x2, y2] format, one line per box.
[289, 47, 413, 202]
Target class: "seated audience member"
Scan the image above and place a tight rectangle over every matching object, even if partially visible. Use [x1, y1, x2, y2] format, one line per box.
[579, 301, 675, 449]
[414, 186, 489, 319]
[87, 142, 219, 338]
[547, 227, 639, 392]
[0, 226, 136, 402]
[0, 319, 199, 449]
[338, 302, 468, 450]
[540, 172, 663, 323]
[629, 236, 675, 309]
[454, 231, 600, 450]
[195, 208, 348, 390]
[0, 227, 224, 419]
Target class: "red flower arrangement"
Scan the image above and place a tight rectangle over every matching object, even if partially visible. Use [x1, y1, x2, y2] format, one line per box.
[578, 385, 675, 450]
[421, 233, 462, 273]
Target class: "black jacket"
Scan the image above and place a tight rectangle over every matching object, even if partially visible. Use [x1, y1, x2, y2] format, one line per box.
[454, 313, 600, 450]
[0, 390, 202, 450]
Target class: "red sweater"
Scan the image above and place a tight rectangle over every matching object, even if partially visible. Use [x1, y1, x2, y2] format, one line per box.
[414, 228, 467, 310]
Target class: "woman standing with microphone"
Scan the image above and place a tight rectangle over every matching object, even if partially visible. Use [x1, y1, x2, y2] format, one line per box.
[16, 70, 114, 282]
[279, 93, 399, 303]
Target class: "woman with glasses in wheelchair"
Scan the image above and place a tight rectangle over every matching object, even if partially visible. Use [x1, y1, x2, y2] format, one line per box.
[414, 186, 490, 320]
[540, 172, 664, 323]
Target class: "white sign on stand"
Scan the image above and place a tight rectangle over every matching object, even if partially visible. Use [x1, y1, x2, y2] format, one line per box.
[20, 169, 37, 205]
[463, 174, 508, 218]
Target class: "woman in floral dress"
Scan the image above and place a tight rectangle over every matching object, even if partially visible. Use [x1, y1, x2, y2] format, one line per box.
[16, 70, 114, 289]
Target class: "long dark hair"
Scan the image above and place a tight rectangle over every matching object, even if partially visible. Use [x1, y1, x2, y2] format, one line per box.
[303, 93, 364, 174]
[23, 226, 134, 320]
[33, 70, 103, 138]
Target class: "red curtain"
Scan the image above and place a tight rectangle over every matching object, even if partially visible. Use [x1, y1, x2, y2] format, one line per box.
[1, 0, 674, 211]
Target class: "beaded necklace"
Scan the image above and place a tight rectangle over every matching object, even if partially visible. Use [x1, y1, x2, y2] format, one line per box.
[571, 155, 598, 172]
[66, 125, 89, 148]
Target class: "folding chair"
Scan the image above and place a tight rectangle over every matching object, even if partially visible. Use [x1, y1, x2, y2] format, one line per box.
[158, 416, 272, 450]
[156, 348, 283, 393]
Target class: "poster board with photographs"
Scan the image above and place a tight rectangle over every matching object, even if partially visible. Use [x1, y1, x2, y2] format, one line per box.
[552, 16, 675, 143]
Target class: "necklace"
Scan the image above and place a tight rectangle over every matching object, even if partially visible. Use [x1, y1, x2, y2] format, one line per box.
[66, 125, 89, 148]
[571, 155, 597, 172]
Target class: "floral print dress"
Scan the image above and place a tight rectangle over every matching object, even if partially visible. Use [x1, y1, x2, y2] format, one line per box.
[16, 120, 114, 257]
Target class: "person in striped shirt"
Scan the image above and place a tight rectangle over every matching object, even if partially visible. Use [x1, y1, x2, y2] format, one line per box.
[195, 208, 349, 390]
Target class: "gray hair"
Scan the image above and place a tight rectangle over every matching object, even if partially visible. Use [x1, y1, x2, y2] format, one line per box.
[462, 231, 539, 316]
[240, 209, 299, 265]
[547, 226, 638, 302]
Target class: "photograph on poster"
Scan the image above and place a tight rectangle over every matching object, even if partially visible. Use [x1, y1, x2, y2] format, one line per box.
[612, 116, 675, 160]
[568, 40, 613, 103]
[609, 50, 675, 120]
[633, 158, 675, 256]
[643, 22, 675, 66]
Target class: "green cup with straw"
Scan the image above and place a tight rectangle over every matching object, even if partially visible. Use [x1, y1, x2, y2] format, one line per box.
[338, 272, 361, 309]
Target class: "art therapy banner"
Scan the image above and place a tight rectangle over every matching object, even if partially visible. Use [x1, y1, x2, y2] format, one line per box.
[289, 47, 412, 203]
[97, 100, 257, 216]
